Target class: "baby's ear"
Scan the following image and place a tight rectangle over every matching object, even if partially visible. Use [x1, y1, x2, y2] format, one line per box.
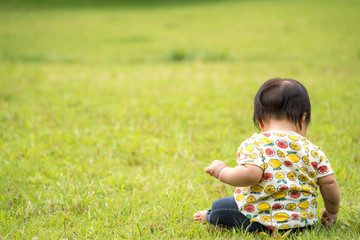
[257, 120, 264, 131]
[301, 113, 307, 127]
[299, 113, 308, 134]
[302, 112, 307, 121]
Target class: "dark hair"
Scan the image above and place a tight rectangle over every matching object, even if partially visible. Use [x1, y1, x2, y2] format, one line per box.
[253, 78, 311, 130]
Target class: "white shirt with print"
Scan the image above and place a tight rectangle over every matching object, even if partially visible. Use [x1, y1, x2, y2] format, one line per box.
[234, 131, 333, 230]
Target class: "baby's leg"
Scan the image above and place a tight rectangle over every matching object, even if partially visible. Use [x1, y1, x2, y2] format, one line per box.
[205, 197, 268, 232]
[193, 211, 208, 222]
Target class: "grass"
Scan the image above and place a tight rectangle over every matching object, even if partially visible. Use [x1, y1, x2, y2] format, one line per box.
[0, 0, 360, 238]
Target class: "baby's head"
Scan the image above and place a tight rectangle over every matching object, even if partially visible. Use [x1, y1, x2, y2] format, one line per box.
[253, 78, 311, 131]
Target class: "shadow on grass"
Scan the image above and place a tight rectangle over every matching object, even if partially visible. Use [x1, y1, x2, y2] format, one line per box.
[162, 49, 234, 63]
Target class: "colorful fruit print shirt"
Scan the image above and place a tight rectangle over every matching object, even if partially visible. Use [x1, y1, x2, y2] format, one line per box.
[234, 130, 334, 230]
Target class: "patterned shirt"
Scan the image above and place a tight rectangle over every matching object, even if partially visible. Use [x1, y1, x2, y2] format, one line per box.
[234, 130, 333, 230]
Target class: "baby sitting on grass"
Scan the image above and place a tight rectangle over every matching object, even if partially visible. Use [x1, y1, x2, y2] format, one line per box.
[194, 78, 340, 233]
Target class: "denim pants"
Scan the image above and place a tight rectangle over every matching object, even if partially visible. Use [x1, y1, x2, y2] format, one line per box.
[206, 197, 269, 232]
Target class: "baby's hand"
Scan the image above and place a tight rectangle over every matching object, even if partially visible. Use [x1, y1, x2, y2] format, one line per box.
[320, 209, 337, 226]
[205, 160, 227, 179]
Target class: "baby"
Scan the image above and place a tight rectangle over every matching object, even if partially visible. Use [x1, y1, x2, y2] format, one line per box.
[193, 78, 340, 232]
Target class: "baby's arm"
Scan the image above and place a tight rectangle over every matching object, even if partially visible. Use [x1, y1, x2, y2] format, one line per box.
[317, 174, 340, 226]
[205, 160, 263, 187]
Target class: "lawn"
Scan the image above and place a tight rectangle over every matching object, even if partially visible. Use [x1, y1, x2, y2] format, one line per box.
[0, 0, 360, 238]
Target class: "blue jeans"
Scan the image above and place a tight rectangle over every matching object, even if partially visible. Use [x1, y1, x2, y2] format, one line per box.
[206, 197, 269, 232]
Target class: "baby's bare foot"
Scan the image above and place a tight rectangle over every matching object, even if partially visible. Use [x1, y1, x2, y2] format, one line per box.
[193, 211, 208, 222]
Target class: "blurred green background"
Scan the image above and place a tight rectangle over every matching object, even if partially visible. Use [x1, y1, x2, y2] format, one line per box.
[1, 0, 359, 238]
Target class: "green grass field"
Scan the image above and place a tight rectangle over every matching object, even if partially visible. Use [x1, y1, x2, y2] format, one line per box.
[1, 0, 360, 238]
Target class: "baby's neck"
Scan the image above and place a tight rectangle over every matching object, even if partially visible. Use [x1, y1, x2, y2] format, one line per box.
[260, 119, 307, 137]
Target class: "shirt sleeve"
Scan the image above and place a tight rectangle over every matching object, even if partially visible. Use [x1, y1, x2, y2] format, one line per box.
[237, 138, 265, 170]
[315, 150, 334, 178]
